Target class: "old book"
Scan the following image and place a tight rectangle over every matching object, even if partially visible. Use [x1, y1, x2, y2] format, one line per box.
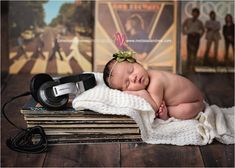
[33, 134, 142, 144]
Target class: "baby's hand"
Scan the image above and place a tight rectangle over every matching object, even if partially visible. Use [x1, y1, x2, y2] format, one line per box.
[156, 101, 169, 120]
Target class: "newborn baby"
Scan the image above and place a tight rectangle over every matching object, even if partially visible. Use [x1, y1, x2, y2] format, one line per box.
[103, 51, 204, 120]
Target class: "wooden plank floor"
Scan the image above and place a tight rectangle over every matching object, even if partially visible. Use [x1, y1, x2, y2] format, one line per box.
[1, 73, 234, 167]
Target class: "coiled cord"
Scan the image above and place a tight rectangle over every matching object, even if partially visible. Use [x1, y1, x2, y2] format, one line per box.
[2, 92, 48, 153]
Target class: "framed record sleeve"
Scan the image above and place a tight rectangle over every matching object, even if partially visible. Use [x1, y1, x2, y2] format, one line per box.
[94, 0, 178, 73]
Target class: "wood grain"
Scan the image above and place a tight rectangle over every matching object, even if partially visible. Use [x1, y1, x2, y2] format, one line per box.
[43, 144, 120, 167]
[200, 142, 234, 167]
[121, 143, 204, 167]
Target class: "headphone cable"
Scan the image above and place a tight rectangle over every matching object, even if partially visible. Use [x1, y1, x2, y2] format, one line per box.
[2, 92, 30, 130]
[1, 91, 48, 154]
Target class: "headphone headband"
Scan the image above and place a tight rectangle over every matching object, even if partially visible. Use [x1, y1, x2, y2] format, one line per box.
[30, 73, 96, 109]
[53, 73, 96, 97]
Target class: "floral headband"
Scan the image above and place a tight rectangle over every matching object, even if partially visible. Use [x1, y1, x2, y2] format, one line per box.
[108, 51, 136, 87]
[113, 51, 136, 63]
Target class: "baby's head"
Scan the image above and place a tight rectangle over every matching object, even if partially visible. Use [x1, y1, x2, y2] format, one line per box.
[103, 51, 150, 91]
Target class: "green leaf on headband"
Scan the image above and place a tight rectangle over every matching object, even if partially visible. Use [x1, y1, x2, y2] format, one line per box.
[113, 51, 136, 63]
[127, 58, 135, 63]
[117, 57, 125, 62]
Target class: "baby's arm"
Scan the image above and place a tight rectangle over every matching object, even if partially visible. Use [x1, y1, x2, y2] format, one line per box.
[124, 90, 158, 112]
[148, 82, 164, 111]
[148, 82, 170, 120]
[125, 90, 169, 120]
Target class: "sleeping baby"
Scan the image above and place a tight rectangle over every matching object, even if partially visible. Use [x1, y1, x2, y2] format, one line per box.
[103, 51, 205, 120]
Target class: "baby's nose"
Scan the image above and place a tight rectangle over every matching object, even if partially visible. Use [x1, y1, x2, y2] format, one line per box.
[130, 74, 137, 83]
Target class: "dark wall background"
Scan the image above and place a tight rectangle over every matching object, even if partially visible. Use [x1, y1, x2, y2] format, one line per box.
[1, 1, 9, 78]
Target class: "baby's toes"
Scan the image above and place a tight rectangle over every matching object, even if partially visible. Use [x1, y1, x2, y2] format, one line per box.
[162, 107, 168, 117]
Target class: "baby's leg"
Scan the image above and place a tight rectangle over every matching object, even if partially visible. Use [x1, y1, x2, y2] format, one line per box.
[168, 100, 204, 120]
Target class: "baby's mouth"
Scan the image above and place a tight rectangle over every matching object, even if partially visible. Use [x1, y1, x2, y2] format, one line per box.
[139, 76, 144, 84]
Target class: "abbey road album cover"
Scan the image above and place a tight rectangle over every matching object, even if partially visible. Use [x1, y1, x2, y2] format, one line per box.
[8, 1, 93, 74]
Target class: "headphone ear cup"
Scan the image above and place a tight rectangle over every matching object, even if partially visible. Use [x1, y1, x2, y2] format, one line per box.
[37, 81, 69, 109]
[30, 74, 53, 102]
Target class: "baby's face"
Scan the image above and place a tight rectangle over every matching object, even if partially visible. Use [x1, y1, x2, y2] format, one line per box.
[109, 61, 150, 91]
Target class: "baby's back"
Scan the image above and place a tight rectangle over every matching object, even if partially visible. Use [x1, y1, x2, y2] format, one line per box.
[148, 70, 203, 106]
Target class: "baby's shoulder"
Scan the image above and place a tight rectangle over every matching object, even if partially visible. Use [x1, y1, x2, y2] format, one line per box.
[148, 70, 168, 80]
[147, 70, 166, 90]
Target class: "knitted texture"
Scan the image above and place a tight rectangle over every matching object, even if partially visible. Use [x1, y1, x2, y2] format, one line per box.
[73, 73, 234, 145]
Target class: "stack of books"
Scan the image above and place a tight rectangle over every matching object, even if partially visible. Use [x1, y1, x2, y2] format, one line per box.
[21, 98, 141, 144]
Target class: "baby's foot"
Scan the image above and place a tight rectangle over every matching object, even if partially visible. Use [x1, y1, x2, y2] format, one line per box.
[158, 101, 169, 120]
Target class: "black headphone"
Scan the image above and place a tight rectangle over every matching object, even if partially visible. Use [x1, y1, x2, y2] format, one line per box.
[2, 73, 96, 153]
[30, 73, 96, 109]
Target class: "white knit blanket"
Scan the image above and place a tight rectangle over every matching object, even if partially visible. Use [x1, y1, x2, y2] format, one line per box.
[72, 73, 235, 145]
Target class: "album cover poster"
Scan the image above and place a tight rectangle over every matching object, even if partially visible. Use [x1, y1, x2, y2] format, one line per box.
[94, 0, 178, 73]
[181, 1, 234, 73]
[8, 1, 93, 74]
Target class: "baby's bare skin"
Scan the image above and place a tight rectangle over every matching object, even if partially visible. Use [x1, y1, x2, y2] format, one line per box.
[108, 61, 204, 120]
[147, 70, 204, 120]
[157, 101, 168, 120]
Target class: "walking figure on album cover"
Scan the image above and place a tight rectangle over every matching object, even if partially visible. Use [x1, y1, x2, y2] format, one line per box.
[67, 32, 82, 62]
[32, 34, 46, 60]
[14, 35, 29, 61]
[49, 34, 64, 61]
